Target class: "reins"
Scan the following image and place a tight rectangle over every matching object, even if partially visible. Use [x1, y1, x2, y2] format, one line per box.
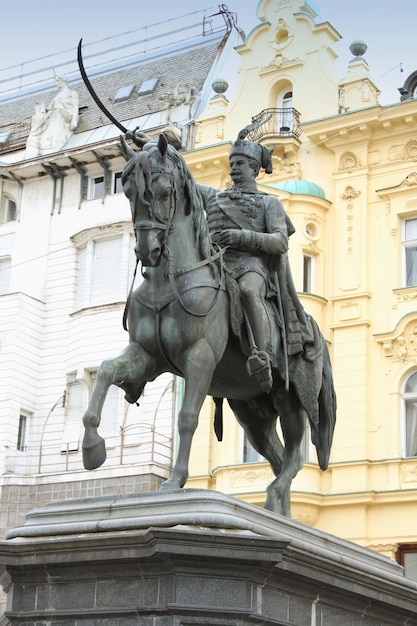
[164, 244, 225, 317]
[123, 152, 224, 330]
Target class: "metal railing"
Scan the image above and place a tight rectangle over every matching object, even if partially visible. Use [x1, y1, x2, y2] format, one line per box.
[4, 422, 172, 476]
[247, 107, 302, 142]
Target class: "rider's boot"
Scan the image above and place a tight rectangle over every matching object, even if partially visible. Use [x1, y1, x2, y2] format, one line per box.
[246, 350, 273, 392]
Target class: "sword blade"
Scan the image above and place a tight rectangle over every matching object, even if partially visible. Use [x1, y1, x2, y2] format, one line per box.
[77, 39, 128, 134]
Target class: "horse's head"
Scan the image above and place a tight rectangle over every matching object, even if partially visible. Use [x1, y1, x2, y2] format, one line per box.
[121, 133, 176, 267]
[121, 132, 211, 271]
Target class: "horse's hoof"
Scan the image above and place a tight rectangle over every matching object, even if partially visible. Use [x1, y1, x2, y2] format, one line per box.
[82, 436, 106, 470]
[158, 479, 183, 492]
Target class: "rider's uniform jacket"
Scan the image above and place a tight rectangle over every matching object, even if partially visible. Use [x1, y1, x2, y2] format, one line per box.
[198, 183, 316, 359]
[199, 183, 289, 280]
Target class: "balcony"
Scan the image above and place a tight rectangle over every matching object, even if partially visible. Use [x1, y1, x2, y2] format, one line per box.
[246, 107, 302, 144]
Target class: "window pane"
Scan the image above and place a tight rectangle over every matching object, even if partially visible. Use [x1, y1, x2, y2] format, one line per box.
[6, 199, 17, 222]
[283, 91, 293, 107]
[405, 245, 417, 286]
[93, 176, 104, 199]
[113, 172, 123, 194]
[404, 552, 417, 582]
[405, 398, 417, 456]
[405, 372, 417, 394]
[91, 238, 122, 305]
[303, 254, 312, 292]
[405, 218, 417, 241]
[17, 415, 28, 452]
[243, 435, 264, 463]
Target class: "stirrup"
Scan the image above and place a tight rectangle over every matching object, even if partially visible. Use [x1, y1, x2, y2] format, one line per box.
[246, 350, 273, 392]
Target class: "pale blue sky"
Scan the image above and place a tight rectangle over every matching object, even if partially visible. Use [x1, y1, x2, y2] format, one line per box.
[1, 0, 415, 105]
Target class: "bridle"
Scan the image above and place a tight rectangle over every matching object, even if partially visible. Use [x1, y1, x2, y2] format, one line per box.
[133, 164, 176, 251]
[123, 156, 224, 329]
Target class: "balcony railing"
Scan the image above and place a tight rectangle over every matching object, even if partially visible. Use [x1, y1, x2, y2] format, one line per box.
[246, 107, 302, 142]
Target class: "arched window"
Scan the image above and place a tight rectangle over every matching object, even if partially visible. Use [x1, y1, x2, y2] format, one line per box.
[403, 371, 417, 456]
[277, 88, 293, 133]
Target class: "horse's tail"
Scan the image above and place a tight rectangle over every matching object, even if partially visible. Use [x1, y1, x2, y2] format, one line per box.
[311, 338, 337, 470]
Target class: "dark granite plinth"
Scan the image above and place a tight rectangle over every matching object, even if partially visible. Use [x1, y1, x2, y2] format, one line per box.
[1, 490, 417, 625]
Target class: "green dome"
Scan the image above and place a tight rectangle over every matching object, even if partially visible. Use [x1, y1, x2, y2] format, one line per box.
[270, 180, 326, 199]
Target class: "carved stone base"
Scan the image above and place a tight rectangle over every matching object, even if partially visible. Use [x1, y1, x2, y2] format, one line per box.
[1, 489, 417, 624]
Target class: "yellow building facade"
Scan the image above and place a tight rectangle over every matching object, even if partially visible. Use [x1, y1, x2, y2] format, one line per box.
[184, 0, 417, 569]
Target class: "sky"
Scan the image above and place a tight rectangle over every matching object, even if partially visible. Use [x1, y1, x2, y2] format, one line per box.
[0, 0, 415, 106]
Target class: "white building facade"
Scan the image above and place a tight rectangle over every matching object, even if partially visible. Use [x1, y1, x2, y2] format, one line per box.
[0, 9, 236, 548]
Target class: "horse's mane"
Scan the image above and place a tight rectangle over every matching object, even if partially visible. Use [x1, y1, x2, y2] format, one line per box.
[122, 141, 213, 260]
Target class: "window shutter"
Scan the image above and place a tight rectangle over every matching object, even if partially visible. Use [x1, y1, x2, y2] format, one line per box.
[91, 238, 122, 305]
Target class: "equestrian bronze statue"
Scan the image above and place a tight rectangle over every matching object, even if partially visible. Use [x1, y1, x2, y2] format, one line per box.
[82, 130, 336, 517]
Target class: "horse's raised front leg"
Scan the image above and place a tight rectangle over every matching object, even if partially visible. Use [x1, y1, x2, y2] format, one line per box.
[82, 341, 151, 470]
[264, 390, 305, 515]
[159, 339, 216, 491]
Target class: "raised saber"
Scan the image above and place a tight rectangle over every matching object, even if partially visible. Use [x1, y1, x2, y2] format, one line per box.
[77, 38, 128, 134]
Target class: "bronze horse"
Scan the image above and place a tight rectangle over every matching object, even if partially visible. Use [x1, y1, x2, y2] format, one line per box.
[82, 133, 336, 516]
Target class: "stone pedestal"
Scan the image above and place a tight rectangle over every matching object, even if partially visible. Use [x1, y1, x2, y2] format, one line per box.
[1, 490, 417, 625]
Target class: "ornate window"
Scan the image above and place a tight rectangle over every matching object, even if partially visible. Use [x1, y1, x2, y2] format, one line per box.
[402, 371, 417, 456]
[402, 217, 417, 287]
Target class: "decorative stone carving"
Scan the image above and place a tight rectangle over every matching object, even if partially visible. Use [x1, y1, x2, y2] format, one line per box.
[394, 288, 417, 303]
[25, 75, 79, 158]
[267, 155, 301, 179]
[401, 462, 417, 482]
[340, 186, 361, 256]
[383, 341, 393, 357]
[381, 325, 417, 360]
[339, 151, 360, 172]
[159, 82, 199, 109]
[404, 170, 417, 185]
[230, 467, 273, 488]
[341, 185, 361, 200]
[339, 300, 361, 321]
[367, 543, 399, 560]
[292, 503, 320, 527]
[404, 140, 417, 161]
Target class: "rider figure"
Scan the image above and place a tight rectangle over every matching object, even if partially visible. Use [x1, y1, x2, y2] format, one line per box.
[199, 131, 314, 392]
